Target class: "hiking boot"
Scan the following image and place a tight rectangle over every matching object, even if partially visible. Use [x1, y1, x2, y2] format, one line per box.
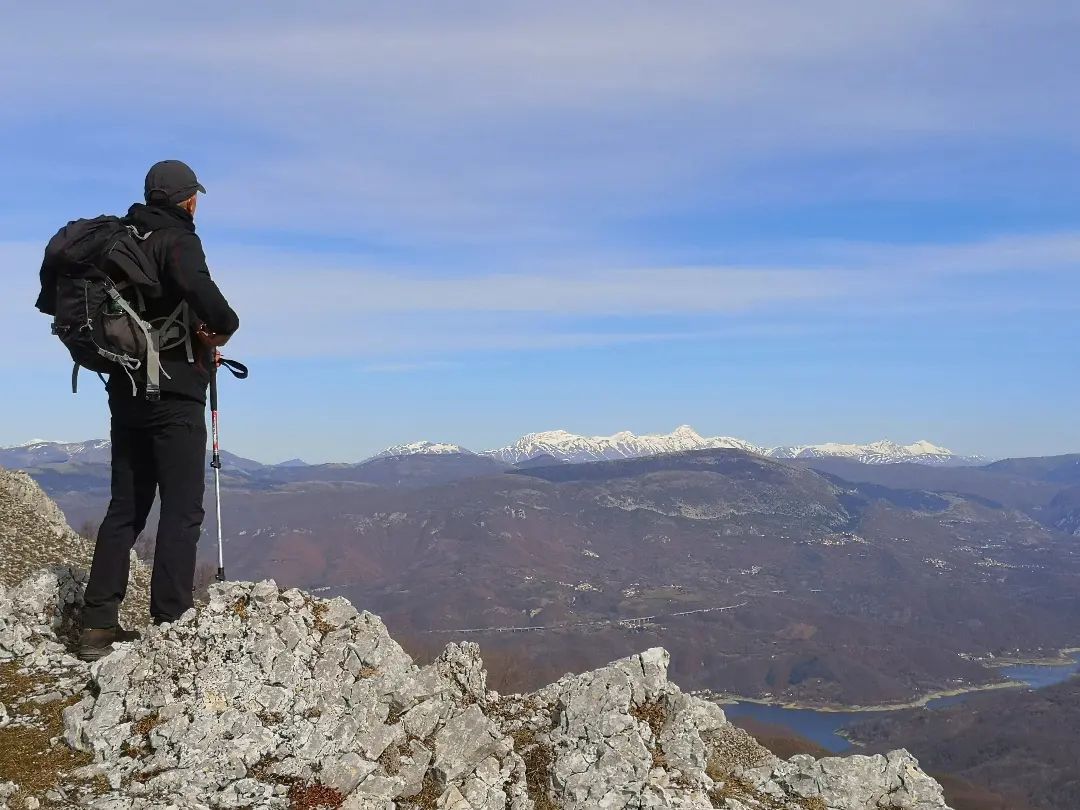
[77, 626, 141, 662]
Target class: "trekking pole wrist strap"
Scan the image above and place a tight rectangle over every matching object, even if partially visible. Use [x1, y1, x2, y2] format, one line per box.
[217, 358, 248, 379]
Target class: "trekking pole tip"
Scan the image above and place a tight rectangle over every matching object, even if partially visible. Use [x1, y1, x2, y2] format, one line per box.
[216, 567, 226, 582]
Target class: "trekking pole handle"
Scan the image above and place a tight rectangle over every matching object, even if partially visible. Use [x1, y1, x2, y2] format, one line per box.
[207, 356, 245, 471]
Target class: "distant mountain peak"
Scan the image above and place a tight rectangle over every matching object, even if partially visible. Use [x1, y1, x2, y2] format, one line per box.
[7, 438, 71, 448]
[903, 439, 953, 456]
[373, 441, 474, 460]
[520, 429, 578, 442]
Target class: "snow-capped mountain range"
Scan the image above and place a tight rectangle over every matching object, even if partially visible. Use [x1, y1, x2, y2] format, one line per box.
[0, 440, 273, 471]
[0, 439, 113, 467]
[478, 426, 977, 466]
[1, 427, 984, 470]
[767, 439, 960, 464]
[486, 426, 763, 465]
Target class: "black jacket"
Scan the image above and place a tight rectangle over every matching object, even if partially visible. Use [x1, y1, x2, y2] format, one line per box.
[107, 202, 239, 403]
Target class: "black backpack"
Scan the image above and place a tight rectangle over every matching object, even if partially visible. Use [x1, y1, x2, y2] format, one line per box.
[35, 215, 185, 401]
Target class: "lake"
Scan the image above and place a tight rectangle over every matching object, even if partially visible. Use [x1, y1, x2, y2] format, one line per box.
[722, 651, 1080, 753]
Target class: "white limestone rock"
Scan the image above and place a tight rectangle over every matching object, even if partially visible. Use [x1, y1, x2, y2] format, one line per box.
[0, 560, 952, 810]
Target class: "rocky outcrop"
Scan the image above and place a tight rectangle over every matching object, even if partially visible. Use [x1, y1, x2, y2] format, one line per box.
[0, 469, 149, 627]
[0, 572, 950, 810]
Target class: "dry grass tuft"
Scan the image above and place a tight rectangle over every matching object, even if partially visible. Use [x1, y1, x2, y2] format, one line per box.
[0, 663, 93, 803]
[707, 772, 827, 810]
[377, 741, 413, 777]
[231, 596, 250, 619]
[132, 711, 162, 738]
[250, 756, 344, 810]
[630, 698, 668, 740]
[311, 603, 333, 636]
[286, 782, 345, 809]
[630, 697, 671, 775]
[400, 769, 443, 809]
[259, 711, 285, 727]
[512, 729, 560, 810]
[385, 703, 408, 725]
[0, 662, 37, 706]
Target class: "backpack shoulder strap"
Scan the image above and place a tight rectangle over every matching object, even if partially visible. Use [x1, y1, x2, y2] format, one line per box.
[155, 301, 195, 363]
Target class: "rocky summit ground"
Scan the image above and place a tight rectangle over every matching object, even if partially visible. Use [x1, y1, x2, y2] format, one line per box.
[0, 470, 951, 810]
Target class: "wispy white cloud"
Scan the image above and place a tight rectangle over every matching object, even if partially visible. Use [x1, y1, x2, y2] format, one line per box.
[4, 4, 1079, 371]
[7, 227, 1079, 367]
[231, 266, 847, 318]
[3, 2, 1077, 249]
[882, 232, 1080, 276]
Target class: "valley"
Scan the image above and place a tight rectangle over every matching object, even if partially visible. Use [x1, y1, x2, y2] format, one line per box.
[12, 439, 1080, 709]
[6, 435, 1080, 809]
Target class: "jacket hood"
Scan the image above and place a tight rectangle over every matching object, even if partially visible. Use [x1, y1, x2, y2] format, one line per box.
[126, 202, 196, 234]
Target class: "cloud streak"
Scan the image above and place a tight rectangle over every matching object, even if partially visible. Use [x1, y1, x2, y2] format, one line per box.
[3, 2, 1078, 250]
[7, 226, 1079, 366]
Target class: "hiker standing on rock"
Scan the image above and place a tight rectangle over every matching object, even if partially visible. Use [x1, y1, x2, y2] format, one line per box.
[78, 161, 240, 660]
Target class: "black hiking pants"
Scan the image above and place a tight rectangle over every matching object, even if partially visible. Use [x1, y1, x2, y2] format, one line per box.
[82, 391, 207, 627]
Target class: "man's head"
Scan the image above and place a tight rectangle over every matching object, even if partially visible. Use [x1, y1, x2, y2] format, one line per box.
[144, 160, 206, 213]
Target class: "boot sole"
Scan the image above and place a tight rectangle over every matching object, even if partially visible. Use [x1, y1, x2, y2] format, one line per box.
[77, 645, 115, 662]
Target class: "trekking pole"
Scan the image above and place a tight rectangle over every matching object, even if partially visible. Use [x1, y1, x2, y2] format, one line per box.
[208, 354, 248, 583]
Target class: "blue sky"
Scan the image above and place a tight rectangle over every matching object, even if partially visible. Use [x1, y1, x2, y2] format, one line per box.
[2, 2, 1078, 462]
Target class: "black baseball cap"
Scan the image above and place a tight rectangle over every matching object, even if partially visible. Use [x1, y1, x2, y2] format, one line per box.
[144, 160, 207, 205]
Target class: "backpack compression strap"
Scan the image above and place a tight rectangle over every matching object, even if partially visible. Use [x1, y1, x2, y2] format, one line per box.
[71, 366, 108, 394]
[106, 288, 160, 400]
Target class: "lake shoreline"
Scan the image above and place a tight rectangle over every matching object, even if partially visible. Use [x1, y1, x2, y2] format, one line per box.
[707, 680, 1023, 714]
[704, 646, 1080, 713]
[981, 646, 1080, 668]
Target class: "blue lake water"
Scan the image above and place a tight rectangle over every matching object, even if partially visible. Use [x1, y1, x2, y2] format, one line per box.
[721, 702, 890, 752]
[723, 651, 1080, 753]
[997, 651, 1080, 689]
